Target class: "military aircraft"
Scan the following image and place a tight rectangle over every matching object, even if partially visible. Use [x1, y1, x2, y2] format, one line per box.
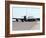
[12, 16, 40, 22]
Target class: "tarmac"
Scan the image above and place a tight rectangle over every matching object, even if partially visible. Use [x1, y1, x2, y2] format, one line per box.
[12, 21, 40, 31]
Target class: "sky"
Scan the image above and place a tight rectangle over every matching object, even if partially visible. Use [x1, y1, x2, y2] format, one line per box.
[12, 7, 40, 18]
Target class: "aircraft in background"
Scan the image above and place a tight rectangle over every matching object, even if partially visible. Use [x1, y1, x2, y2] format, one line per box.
[12, 16, 40, 22]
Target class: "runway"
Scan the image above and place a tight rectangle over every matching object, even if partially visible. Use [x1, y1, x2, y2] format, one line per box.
[12, 21, 40, 31]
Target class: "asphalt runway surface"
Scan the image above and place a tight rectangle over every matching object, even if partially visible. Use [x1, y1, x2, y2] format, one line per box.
[12, 21, 40, 31]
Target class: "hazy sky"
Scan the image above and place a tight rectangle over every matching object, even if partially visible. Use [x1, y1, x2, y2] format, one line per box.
[12, 7, 40, 18]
